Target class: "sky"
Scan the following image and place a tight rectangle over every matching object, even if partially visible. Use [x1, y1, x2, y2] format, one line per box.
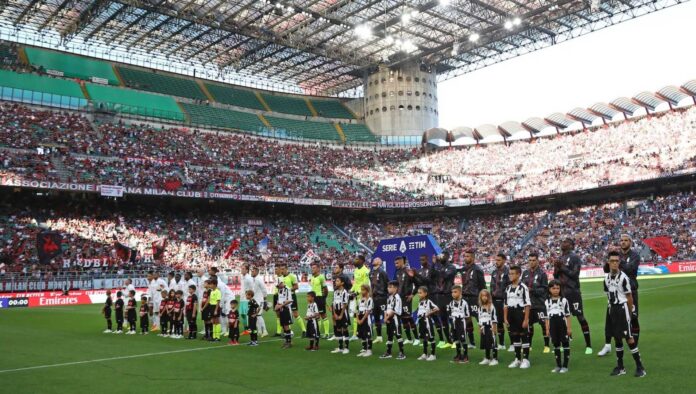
[437, 0, 696, 129]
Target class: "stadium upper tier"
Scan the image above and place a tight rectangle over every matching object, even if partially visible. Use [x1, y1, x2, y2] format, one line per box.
[1, 191, 693, 272]
[1, 103, 695, 206]
[7, 46, 358, 120]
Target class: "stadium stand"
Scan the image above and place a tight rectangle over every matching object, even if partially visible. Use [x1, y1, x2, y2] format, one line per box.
[85, 83, 184, 121]
[24, 47, 119, 85]
[180, 102, 266, 133]
[340, 123, 379, 142]
[116, 66, 207, 101]
[0, 69, 87, 108]
[204, 83, 266, 111]
[311, 99, 355, 119]
[260, 93, 314, 117]
[264, 115, 341, 141]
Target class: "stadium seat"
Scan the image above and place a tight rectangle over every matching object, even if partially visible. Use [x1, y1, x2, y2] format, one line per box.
[204, 83, 266, 111]
[180, 102, 266, 133]
[264, 115, 341, 141]
[311, 99, 355, 119]
[86, 83, 185, 121]
[116, 67, 207, 101]
[24, 47, 120, 85]
[260, 93, 314, 117]
[340, 123, 378, 143]
[0, 69, 87, 108]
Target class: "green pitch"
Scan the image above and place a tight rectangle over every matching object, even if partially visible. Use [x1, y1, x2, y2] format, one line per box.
[1, 275, 694, 394]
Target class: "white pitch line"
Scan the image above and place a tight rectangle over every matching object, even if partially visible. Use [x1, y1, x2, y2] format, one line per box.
[0, 338, 284, 374]
[583, 278, 696, 301]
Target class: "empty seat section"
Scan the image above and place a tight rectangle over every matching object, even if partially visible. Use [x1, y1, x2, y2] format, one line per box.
[341, 123, 378, 143]
[311, 99, 355, 119]
[86, 83, 184, 121]
[204, 83, 265, 111]
[116, 67, 206, 100]
[265, 116, 339, 141]
[261, 93, 313, 117]
[0, 69, 87, 108]
[180, 103, 265, 133]
[24, 47, 119, 85]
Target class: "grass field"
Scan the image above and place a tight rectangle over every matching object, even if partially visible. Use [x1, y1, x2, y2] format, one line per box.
[1, 275, 695, 394]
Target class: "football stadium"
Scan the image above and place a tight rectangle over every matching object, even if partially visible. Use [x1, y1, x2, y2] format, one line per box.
[0, 0, 695, 392]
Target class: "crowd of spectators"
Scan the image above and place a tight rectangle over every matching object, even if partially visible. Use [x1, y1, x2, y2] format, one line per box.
[1, 102, 695, 203]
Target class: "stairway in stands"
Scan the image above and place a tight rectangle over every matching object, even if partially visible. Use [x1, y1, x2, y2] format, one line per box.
[511, 211, 555, 258]
[49, 155, 71, 182]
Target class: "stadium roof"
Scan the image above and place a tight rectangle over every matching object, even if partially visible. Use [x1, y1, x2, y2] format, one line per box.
[0, 0, 687, 96]
[428, 78, 696, 143]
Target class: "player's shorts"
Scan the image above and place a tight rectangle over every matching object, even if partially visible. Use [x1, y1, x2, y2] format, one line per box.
[209, 304, 221, 318]
[418, 317, 435, 340]
[357, 313, 372, 339]
[436, 293, 452, 317]
[372, 297, 387, 316]
[291, 293, 299, 312]
[334, 310, 350, 329]
[548, 316, 569, 345]
[201, 305, 211, 321]
[152, 301, 161, 314]
[401, 298, 413, 320]
[104, 308, 112, 318]
[506, 307, 526, 333]
[452, 318, 467, 341]
[608, 304, 632, 340]
[464, 296, 479, 319]
[315, 296, 327, 314]
[530, 308, 546, 325]
[564, 292, 585, 317]
[279, 307, 293, 326]
[349, 299, 357, 316]
[632, 289, 639, 315]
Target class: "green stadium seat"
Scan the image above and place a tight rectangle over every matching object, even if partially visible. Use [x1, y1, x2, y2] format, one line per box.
[265, 116, 340, 141]
[180, 103, 265, 133]
[0, 69, 87, 108]
[204, 83, 266, 111]
[261, 93, 313, 117]
[86, 83, 184, 121]
[311, 99, 355, 119]
[117, 67, 207, 101]
[24, 47, 119, 85]
[340, 123, 378, 143]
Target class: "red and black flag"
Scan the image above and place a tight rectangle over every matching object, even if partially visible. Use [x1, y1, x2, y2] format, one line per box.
[152, 238, 167, 261]
[37, 232, 63, 264]
[114, 241, 132, 262]
[643, 236, 677, 259]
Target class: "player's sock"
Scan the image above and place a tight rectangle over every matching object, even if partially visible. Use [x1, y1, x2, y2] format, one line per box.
[628, 342, 643, 368]
[338, 337, 344, 349]
[322, 318, 330, 336]
[397, 338, 404, 353]
[554, 347, 562, 367]
[485, 347, 491, 359]
[563, 346, 570, 368]
[297, 316, 306, 333]
[443, 324, 452, 343]
[514, 342, 522, 360]
[492, 346, 498, 360]
[362, 340, 367, 351]
[107, 319, 112, 330]
[284, 329, 292, 343]
[404, 324, 413, 340]
[632, 316, 641, 345]
[276, 320, 282, 335]
[522, 334, 530, 359]
[375, 322, 382, 338]
[543, 335, 550, 347]
[455, 341, 462, 356]
[616, 339, 624, 368]
[386, 341, 393, 354]
[579, 317, 591, 348]
[309, 339, 315, 348]
[351, 320, 357, 337]
[430, 340, 436, 355]
[423, 341, 428, 354]
[344, 336, 349, 349]
[466, 325, 475, 346]
[498, 331, 505, 347]
[367, 337, 372, 350]
[437, 326, 445, 342]
[213, 323, 221, 339]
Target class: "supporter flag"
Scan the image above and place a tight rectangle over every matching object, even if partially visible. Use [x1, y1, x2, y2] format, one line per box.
[36, 232, 63, 264]
[300, 249, 317, 266]
[258, 236, 271, 261]
[114, 241, 132, 262]
[223, 239, 241, 259]
[643, 236, 677, 259]
[163, 178, 182, 191]
[152, 238, 167, 261]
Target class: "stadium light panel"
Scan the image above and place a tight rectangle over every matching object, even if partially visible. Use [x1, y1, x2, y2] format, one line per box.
[504, 20, 514, 30]
[384, 36, 394, 45]
[401, 13, 412, 23]
[469, 33, 480, 42]
[355, 24, 373, 39]
[513, 17, 522, 26]
[439, 0, 451, 5]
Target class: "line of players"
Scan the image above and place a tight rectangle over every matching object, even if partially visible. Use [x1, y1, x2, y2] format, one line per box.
[101, 236, 645, 377]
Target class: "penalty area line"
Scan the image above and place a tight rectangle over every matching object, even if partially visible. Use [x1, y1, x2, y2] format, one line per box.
[0, 338, 284, 374]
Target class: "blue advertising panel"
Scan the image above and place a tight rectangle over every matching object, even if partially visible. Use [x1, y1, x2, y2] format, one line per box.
[373, 235, 442, 279]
